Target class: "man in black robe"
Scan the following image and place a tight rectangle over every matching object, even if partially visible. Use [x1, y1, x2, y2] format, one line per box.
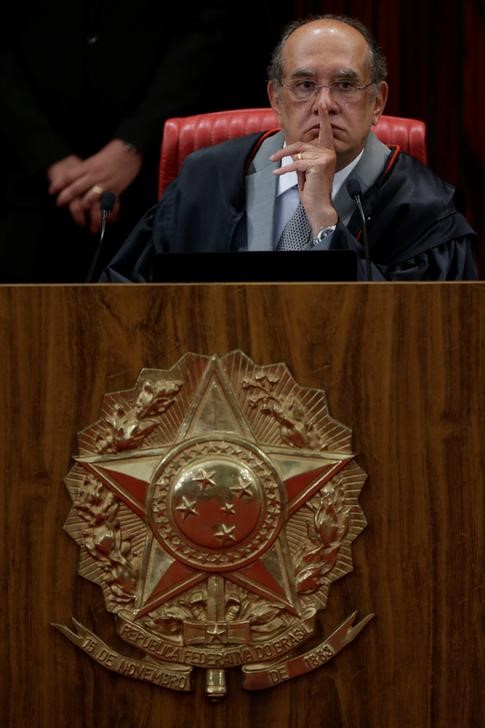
[103, 15, 477, 282]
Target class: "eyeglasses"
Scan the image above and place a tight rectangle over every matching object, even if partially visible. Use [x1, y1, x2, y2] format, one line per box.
[281, 78, 374, 103]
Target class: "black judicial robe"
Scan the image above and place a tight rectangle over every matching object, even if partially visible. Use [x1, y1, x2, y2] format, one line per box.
[103, 132, 477, 282]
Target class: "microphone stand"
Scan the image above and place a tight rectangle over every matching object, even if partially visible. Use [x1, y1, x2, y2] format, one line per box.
[353, 195, 372, 282]
[86, 192, 116, 282]
[346, 179, 372, 281]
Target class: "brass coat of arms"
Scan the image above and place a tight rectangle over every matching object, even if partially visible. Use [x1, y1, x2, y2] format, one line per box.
[54, 351, 371, 697]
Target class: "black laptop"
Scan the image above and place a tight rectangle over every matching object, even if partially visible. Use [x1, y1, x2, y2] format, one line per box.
[151, 250, 358, 282]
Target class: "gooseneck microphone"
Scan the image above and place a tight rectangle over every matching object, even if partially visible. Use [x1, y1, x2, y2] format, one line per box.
[86, 191, 116, 282]
[346, 178, 372, 281]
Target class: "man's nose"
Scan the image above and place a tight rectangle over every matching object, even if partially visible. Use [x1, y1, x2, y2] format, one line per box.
[313, 86, 337, 111]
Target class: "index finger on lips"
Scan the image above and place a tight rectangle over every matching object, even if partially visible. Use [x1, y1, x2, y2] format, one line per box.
[317, 105, 335, 150]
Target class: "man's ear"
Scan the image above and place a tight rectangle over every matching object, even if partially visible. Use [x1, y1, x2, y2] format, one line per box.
[267, 80, 282, 117]
[372, 81, 388, 126]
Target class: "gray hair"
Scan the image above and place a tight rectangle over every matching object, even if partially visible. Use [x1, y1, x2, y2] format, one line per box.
[267, 14, 388, 87]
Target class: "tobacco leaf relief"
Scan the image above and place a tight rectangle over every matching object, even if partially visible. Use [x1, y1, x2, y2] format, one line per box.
[76, 474, 140, 604]
[295, 480, 351, 594]
[242, 372, 325, 449]
[96, 379, 182, 453]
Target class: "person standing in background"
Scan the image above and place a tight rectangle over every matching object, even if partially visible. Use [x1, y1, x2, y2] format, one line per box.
[0, 1, 292, 282]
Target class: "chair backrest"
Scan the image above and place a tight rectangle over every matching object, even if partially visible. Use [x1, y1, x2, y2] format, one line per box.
[158, 108, 428, 197]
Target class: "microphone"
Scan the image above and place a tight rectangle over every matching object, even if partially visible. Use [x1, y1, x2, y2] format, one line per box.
[86, 191, 116, 282]
[346, 178, 372, 281]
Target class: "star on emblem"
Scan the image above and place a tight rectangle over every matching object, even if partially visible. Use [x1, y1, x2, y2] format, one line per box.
[75, 353, 356, 621]
[230, 475, 254, 500]
[175, 496, 199, 519]
[192, 468, 216, 491]
[220, 501, 235, 515]
[213, 523, 237, 545]
[206, 623, 226, 643]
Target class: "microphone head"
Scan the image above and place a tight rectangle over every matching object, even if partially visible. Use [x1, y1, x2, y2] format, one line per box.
[100, 191, 116, 212]
[346, 178, 362, 199]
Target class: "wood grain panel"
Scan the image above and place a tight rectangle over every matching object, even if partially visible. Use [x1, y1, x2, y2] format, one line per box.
[0, 283, 483, 727]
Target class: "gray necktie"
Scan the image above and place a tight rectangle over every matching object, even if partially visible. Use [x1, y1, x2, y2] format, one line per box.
[277, 201, 313, 251]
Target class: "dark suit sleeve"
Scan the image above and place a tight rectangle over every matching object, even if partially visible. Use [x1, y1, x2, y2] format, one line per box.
[0, 43, 72, 174]
[324, 224, 478, 281]
[114, 3, 234, 154]
[101, 181, 178, 282]
[100, 209, 160, 282]
[0, 2, 235, 174]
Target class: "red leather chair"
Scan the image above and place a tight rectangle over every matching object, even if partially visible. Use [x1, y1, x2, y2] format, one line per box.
[158, 108, 428, 197]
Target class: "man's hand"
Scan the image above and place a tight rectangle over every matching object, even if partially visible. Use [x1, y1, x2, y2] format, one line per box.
[270, 105, 339, 235]
[47, 140, 143, 233]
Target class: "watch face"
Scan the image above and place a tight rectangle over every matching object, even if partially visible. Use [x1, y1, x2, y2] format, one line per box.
[315, 225, 336, 243]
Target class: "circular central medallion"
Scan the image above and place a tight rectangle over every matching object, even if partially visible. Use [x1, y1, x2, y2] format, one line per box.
[171, 459, 261, 548]
[148, 435, 285, 571]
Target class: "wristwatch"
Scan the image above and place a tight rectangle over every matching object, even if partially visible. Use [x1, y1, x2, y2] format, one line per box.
[312, 225, 336, 247]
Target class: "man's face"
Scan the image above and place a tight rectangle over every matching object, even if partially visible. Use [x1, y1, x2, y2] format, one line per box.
[268, 20, 388, 170]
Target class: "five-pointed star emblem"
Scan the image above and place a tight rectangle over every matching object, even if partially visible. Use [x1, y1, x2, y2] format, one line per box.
[175, 496, 199, 519]
[213, 523, 237, 545]
[80, 357, 353, 620]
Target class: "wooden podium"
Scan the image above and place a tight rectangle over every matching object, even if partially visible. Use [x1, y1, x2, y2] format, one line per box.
[1, 282, 483, 727]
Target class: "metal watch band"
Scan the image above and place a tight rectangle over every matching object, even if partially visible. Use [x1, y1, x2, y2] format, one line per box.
[312, 224, 337, 246]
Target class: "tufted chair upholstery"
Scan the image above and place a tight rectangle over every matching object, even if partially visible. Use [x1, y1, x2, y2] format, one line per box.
[158, 108, 427, 197]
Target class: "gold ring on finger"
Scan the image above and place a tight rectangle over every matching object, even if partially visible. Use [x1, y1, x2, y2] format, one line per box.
[91, 185, 104, 196]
